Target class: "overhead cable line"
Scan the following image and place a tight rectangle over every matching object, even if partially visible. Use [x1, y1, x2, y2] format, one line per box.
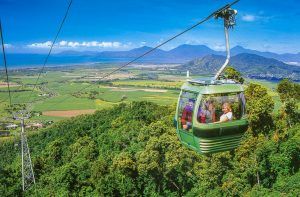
[0, 20, 12, 107]
[26, 0, 73, 104]
[43, 0, 240, 109]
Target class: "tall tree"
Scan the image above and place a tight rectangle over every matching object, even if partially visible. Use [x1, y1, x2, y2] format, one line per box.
[245, 83, 274, 135]
[277, 79, 300, 127]
[219, 66, 245, 84]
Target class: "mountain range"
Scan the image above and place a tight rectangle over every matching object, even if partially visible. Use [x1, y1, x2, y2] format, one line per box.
[57, 44, 300, 64]
[56, 44, 300, 80]
[230, 46, 300, 63]
[5, 44, 300, 80]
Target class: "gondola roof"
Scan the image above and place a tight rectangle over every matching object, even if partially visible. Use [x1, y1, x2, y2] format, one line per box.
[181, 78, 244, 94]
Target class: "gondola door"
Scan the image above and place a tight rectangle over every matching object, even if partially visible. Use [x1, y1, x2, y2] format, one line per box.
[177, 91, 198, 151]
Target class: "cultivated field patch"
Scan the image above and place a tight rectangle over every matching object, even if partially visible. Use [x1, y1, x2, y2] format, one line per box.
[108, 86, 168, 93]
[43, 109, 96, 117]
[0, 82, 20, 88]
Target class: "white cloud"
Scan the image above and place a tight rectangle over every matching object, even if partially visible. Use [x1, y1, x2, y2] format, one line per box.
[241, 14, 256, 22]
[28, 41, 52, 48]
[59, 40, 67, 46]
[67, 41, 80, 47]
[140, 41, 147, 46]
[241, 12, 273, 23]
[23, 40, 127, 53]
[4, 43, 13, 48]
[211, 43, 225, 51]
[97, 41, 121, 48]
[262, 43, 271, 50]
[28, 40, 123, 49]
[65, 41, 122, 48]
[122, 42, 133, 49]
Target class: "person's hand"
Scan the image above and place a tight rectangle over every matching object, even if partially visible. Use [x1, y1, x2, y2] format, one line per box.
[183, 125, 188, 130]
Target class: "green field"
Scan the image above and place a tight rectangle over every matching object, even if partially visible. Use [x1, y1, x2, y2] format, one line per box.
[0, 64, 286, 123]
[0, 66, 182, 122]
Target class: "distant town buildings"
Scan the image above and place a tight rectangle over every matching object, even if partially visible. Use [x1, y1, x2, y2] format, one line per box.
[1, 122, 47, 131]
[25, 122, 44, 129]
[5, 124, 18, 129]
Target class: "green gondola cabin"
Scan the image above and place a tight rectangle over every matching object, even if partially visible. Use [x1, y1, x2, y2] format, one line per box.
[174, 78, 248, 154]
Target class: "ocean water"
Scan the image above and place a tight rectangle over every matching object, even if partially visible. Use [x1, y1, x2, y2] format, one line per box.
[2, 54, 180, 69]
[3, 54, 135, 69]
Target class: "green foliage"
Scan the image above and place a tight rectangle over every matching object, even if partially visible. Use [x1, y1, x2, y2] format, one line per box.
[245, 83, 274, 135]
[220, 66, 245, 84]
[0, 100, 299, 196]
[276, 79, 300, 127]
[277, 79, 300, 102]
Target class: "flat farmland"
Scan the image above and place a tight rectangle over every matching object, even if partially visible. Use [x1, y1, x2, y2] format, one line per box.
[0, 64, 285, 122]
[112, 80, 182, 89]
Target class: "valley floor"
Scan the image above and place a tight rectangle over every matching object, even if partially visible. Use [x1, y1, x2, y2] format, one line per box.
[0, 63, 288, 135]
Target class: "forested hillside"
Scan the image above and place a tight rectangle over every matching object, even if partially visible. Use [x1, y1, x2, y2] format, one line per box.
[0, 80, 299, 196]
[179, 54, 300, 81]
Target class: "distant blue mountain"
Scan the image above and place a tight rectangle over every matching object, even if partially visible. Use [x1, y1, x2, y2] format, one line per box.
[98, 46, 167, 58]
[90, 45, 220, 61]
[231, 46, 300, 62]
[58, 44, 299, 63]
[4, 44, 300, 67]
[167, 44, 217, 60]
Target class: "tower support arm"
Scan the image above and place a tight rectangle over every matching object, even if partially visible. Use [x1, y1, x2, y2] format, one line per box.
[214, 26, 230, 80]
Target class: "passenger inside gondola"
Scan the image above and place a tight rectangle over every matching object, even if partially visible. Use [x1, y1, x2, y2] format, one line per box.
[198, 93, 241, 123]
[198, 101, 215, 123]
[181, 99, 194, 130]
[219, 102, 233, 122]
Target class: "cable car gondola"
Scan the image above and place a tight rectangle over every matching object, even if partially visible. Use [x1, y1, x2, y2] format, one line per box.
[174, 7, 248, 154]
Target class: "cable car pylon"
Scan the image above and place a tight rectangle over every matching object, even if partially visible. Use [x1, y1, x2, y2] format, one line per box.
[13, 110, 36, 191]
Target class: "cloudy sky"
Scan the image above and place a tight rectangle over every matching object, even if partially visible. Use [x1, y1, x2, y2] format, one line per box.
[0, 0, 299, 54]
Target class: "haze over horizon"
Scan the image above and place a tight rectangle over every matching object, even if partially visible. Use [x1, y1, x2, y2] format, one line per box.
[1, 0, 299, 54]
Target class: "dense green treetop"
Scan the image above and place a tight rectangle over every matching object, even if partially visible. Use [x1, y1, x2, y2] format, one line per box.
[220, 66, 245, 84]
[0, 80, 299, 196]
